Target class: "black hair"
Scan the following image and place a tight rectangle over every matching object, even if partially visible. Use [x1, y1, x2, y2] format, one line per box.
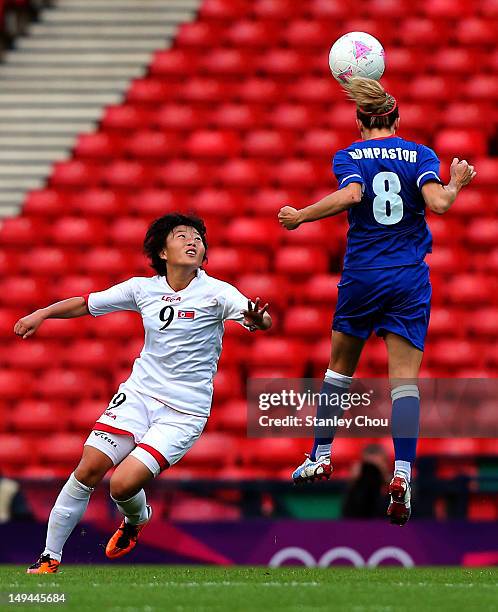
[143, 212, 208, 276]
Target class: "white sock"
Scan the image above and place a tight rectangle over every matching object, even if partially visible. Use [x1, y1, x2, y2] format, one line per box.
[314, 443, 331, 459]
[394, 460, 411, 482]
[43, 472, 94, 562]
[111, 489, 148, 525]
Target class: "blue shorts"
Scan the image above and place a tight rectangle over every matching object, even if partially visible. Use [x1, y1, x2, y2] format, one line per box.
[332, 262, 431, 351]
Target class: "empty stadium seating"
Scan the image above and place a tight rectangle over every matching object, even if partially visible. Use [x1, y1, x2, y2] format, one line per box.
[1, 0, 498, 484]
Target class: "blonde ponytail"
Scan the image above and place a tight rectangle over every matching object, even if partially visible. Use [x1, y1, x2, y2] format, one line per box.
[344, 77, 398, 128]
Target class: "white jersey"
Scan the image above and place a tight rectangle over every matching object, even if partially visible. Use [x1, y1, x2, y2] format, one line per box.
[86, 270, 249, 417]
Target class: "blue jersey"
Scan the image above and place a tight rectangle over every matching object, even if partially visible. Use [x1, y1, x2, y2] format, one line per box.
[333, 136, 442, 270]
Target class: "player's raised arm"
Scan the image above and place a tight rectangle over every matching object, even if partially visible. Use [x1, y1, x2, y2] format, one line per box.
[13, 297, 89, 339]
[422, 157, 476, 215]
[278, 182, 363, 230]
[241, 298, 272, 332]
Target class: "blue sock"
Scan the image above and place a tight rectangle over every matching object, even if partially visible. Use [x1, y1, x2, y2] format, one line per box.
[391, 385, 420, 481]
[310, 369, 352, 461]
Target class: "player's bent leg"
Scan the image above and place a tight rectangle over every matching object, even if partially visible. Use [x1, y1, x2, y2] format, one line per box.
[106, 455, 157, 559]
[27, 433, 135, 574]
[385, 333, 423, 526]
[293, 331, 365, 485]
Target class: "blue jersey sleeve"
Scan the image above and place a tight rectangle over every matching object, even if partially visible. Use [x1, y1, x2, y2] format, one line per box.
[416, 145, 443, 190]
[333, 149, 365, 190]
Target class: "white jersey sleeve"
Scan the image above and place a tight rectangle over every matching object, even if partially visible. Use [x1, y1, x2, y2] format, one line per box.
[219, 283, 251, 326]
[87, 278, 139, 317]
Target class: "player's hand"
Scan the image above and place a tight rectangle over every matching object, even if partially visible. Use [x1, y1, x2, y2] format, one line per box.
[450, 158, 477, 188]
[241, 298, 269, 332]
[278, 206, 302, 230]
[13, 310, 46, 339]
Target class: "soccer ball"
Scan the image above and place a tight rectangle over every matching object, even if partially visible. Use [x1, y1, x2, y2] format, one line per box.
[329, 32, 385, 84]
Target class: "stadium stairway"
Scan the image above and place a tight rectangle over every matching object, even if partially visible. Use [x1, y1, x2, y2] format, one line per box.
[0, 0, 200, 217]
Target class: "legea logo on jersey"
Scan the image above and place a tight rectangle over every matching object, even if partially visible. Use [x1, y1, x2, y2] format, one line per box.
[162, 295, 181, 302]
[178, 310, 195, 320]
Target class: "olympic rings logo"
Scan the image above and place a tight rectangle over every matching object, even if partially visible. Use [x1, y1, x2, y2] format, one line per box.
[269, 546, 415, 567]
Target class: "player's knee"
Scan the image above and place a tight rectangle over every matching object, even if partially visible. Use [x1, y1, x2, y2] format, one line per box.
[109, 474, 140, 501]
[74, 458, 107, 488]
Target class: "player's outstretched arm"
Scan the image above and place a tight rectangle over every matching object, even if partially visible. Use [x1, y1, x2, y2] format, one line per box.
[422, 157, 476, 215]
[13, 297, 89, 339]
[241, 298, 272, 332]
[278, 182, 362, 230]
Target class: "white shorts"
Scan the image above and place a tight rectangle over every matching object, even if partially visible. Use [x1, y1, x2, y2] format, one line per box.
[84, 384, 207, 476]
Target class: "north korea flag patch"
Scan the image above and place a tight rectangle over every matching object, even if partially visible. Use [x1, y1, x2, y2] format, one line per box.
[178, 310, 195, 320]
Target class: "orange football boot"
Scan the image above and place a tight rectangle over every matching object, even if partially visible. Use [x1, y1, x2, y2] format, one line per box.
[105, 505, 152, 559]
[26, 554, 60, 574]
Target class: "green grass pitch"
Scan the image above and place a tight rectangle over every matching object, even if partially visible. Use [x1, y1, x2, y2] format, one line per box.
[0, 566, 497, 611]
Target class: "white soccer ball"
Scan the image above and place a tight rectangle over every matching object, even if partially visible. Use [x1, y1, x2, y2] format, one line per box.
[329, 32, 385, 84]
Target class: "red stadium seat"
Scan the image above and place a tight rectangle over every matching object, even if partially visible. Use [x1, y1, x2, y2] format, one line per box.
[244, 438, 305, 468]
[154, 104, 205, 130]
[50, 160, 99, 188]
[225, 20, 275, 47]
[127, 189, 183, 216]
[185, 131, 242, 158]
[51, 217, 108, 246]
[102, 161, 153, 189]
[401, 19, 450, 46]
[0, 277, 47, 308]
[308, 0, 350, 19]
[157, 160, 210, 187]
[456, 18, 496, 45]
[5, 340, 62, 370]
[39, 433, 85, 466]
[462, 76, 498, 101]
[298, 129, 351, 158]
[466, 219, 498, 249]
[213, 368, 242, 402]
[432, 48, 482, 75]
[409, 76, 458, 102]
[237, 274, 289, 309]
[281, 221, 337, 248]
[70, 399, 107, 431]
[301, 274, 340, 305]
[126, 79, 172, 104]
[77, 247, 134, 276]
[176, 21, 223, 47]
[203, 247, 247, 279]
[257, 49, 307, 76]
[272, 159, 327, 187]
[180, 78, 230, 103]
[425, 248, 466, 274]
[209, 399, 247, 433]
[468, 309, 498, 337]
[74, 133, 123, 159]
[48, 275, 106, 303]
[72, 189, 126, 217]
[434, 129, 487, 157]
[10, 400, 65, 433]
[237, 78, 282, 103]
[428, 340, 482, 370]
[0, 217, 43, 245]
[23, 189, 67, 217]
[101, 105, 151, 131]
[201, 49, 249, 75]
[287, 77, 338, 104]
[248, 337, 305, 369]
[200, 0, 249, 19]
[428, 307, 460, 338]
[269, 104, 315, 130]
[190, 189, 240, 218]
[209, 103, 266, 130]
[383, 47, 426, 75]
[149, 49, 197, 76]
[441, 102, 494, 130]
[285, 20, 329, 48]
[275, 247, 329, 276]
[180, 433, 235, 467]
[253, 0, 300, 20]
[108, 217, 149, 247]
[65, 339, 116, 370]
[0, 434, 33, 468]
[445, 274, 494, 306]
[19, 247, 73, 276]
[35, 369, 98, 399]
[226, 218, 278, 247]
[283, 306, 332, 337]
[125, 131, 182, 159]
[0, 370, 32, 399]
[243, 130, 295, 158]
